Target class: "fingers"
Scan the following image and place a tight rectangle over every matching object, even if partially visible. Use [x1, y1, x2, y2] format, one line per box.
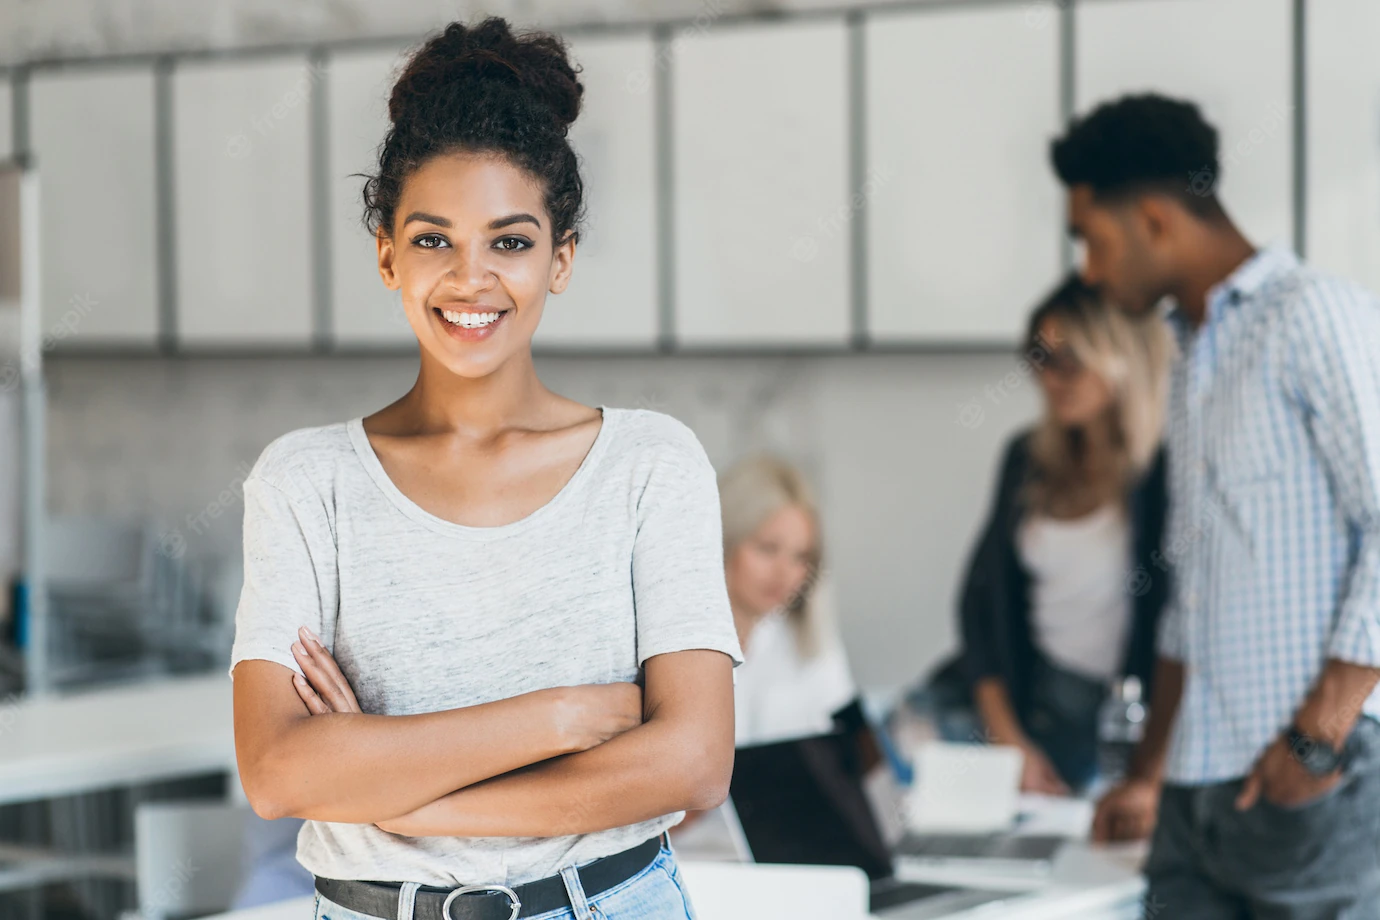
[1111, 810, 1151, 841]
[291, 626, 362, 713]
[1236, 770, 1262, 811]
[292, 672, 331, 715]
[1091, 803, 1113, 843]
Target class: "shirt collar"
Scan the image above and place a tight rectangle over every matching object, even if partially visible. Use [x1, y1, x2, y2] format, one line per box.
[1166, 243, 1300, 337]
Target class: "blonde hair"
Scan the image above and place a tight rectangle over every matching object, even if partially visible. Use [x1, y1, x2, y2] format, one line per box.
[1022, 274, 1173, 515]
[718, 454, 827, 659]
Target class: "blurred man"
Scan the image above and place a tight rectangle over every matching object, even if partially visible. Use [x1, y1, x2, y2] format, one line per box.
[1051, 94, 1380, 917]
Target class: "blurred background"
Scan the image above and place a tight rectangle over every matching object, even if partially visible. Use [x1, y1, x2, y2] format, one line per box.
[0, 0, 1376, 917]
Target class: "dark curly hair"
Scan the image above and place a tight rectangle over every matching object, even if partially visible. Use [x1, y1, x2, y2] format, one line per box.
[1050, 93, 1225, 218]
[362, 17, 586, 245]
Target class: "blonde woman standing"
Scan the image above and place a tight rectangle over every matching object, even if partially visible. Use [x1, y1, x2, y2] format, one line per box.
[907, 274, 1173, 795]
[719, 455, 857, 746]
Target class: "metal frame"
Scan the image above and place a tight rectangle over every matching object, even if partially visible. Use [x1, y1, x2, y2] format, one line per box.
[0, 0, 1312, 358]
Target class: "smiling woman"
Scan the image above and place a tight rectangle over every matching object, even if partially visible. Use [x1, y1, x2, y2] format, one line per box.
[227, 17, 742, 920]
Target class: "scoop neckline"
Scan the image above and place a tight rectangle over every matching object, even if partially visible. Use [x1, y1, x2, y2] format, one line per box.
[346, 405, 617, 539]
[1027, 502, 1123, 530]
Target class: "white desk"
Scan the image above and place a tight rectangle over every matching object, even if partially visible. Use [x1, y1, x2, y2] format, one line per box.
[200, 862, 876, 920]
[198, 845, 1143, 920]
[891, 842, 1146, 919]
[0, 673, 235, 805]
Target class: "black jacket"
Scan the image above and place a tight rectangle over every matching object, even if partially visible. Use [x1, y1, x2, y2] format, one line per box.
[933, 430, 1170, 720]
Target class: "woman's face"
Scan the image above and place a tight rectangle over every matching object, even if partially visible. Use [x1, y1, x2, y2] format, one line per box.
[1035, 317, 1115, 429]
[376, 152, 575, 378]
[725, 504, 817, 619]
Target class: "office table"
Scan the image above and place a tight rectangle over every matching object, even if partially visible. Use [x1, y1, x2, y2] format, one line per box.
[0, 673, 237, 896]
[0, 673, 236, 806]
[197, 846, 1144, 920]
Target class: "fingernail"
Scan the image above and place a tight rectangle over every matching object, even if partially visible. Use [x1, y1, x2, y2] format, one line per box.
[305, 627, 322, 645]
[292, 641, 305, 656]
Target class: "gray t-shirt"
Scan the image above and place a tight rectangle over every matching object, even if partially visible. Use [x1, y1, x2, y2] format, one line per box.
[229, 406, 744, 886]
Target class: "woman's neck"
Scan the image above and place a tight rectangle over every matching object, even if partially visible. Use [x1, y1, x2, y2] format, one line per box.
[1074, 412, 1118, 470]
[730, 596, 768, 654]
[387, 348, 552, 436]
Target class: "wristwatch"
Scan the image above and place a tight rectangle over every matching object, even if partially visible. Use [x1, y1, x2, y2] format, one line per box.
[1286, 724, 1350, 776]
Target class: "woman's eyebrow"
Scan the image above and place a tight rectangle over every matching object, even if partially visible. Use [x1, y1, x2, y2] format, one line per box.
[489, 213, 542, 230]
[399, 212, 543, 230]
[402, 211, 451, 228]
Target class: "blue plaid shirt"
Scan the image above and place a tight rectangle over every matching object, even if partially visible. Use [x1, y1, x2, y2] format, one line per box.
[1158, 245, 1380, 785]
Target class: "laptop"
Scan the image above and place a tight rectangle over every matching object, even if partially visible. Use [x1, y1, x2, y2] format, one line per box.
[894, 741, 1066, 878]
[727, 730, 1011, 918]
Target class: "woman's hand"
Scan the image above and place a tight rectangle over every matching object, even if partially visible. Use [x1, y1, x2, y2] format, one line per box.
[1017, 743, 1071, 796]
[548, 683, 644, 754]
[290, 625, 362, 715]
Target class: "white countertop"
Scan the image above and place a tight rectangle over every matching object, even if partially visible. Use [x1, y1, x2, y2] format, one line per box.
[0, 673, 235, 805]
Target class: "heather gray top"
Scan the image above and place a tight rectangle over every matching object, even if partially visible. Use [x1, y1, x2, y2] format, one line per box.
[229, 407, 743, 886]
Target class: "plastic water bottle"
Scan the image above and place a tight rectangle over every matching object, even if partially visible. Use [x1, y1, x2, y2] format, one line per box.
[1097, 676, 1147, 785]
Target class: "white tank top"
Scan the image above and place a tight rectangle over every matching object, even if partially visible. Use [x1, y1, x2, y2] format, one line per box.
[1016, 503, 1133, 682]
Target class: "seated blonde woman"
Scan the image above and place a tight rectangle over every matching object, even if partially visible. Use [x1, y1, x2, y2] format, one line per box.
[718, 454, 857, 746]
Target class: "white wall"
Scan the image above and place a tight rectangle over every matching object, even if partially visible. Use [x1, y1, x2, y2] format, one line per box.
[0, 0, 921, 65]
[45, 352, 1039, 693]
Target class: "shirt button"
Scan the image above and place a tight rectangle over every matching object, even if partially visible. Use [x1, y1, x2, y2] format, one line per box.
[1186, 591, 1199, 609]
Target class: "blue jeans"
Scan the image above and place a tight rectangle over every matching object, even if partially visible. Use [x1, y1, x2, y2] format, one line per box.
[312, 838, 697, 920]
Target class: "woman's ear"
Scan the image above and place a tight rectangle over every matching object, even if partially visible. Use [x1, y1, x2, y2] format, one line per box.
[377, 228, 400, 290]
[548, 231, 577, 295]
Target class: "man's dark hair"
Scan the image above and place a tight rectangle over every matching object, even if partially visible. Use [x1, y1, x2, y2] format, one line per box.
[1050, 93, 1225, 218]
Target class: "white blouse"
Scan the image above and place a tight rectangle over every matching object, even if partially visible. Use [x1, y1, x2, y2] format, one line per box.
[734, 597, 857, 746]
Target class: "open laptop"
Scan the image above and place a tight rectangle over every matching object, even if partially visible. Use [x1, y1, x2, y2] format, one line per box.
[893, 741, 1066, 878]
[727, 730, 1011, 918]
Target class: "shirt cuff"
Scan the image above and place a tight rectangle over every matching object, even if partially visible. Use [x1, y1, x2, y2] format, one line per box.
[1328, 604, 1380, 669]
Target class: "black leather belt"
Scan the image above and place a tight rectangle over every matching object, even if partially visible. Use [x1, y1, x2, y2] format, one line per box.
[314, 834, 665, 920]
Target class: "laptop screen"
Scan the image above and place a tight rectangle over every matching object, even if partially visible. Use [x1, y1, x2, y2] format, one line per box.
[728, 729, 895, 881]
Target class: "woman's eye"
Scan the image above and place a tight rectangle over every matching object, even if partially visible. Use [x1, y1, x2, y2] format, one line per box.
[413, 234, 449, 249]
[495, 236, 532, 252]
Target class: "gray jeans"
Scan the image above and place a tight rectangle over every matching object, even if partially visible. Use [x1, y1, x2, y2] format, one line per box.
[1145, 716, 1380, 919]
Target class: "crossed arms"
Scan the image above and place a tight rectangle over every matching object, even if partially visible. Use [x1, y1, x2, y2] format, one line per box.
[232, 626, 735, 837]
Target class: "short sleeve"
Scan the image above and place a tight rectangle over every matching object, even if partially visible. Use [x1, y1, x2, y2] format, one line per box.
[630, 422, 744, 668]
[228, 475, 340, 679]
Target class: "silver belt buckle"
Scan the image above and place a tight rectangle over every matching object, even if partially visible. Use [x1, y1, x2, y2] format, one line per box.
[440, 883, 521, 920]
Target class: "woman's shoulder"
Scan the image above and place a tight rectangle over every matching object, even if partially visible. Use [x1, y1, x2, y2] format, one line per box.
[248, 421, 357, 497]
[603, 407, 712, 469]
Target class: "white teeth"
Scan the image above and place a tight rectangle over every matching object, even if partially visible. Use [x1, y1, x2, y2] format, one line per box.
[441, 310, 502, 328]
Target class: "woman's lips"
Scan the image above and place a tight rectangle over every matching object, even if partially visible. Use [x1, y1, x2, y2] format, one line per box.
[433, 306, 509, 343]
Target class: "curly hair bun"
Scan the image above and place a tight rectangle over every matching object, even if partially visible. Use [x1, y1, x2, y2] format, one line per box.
[389, 18, 583, 134]
[363, 16, 587, 241]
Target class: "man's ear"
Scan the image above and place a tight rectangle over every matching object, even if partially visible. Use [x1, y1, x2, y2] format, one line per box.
[377, 228, 400, 290]
[1137, 194, 1177, 246]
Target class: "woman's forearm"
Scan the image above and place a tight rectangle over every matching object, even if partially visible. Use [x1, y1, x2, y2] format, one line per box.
[380, 651, 736, 838]
[381, 716, 728, 838]
[973, 677, 1029, 747]
[234, 661, 583, 823]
